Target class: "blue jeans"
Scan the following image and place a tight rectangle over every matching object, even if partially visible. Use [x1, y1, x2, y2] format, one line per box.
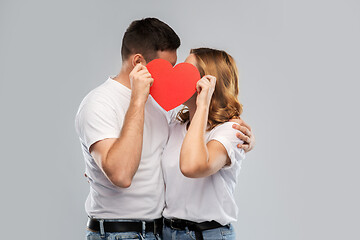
[85, 229, 159, 240]
[162, 223, 235, 240]
[85, 219, 161, 240]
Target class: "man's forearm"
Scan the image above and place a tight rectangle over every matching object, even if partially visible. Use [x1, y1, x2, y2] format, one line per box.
[103, 100, 146, 188]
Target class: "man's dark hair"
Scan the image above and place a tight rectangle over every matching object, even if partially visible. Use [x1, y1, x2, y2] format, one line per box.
[121, 18, 181, 63]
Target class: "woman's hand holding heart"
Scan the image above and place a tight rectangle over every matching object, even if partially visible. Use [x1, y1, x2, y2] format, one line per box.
[195, 75, 217, 109]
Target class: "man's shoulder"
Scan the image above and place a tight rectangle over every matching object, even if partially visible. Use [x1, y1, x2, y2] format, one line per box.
[77, 88, 108, 113]
[80, 78, 129, 108]
[75, 80, 115, 121]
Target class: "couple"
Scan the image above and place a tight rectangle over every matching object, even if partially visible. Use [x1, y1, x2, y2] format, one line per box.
[75, 18, 255, 240]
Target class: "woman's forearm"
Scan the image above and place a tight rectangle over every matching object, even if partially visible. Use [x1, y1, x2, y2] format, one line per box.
[180, 106, 210, 177]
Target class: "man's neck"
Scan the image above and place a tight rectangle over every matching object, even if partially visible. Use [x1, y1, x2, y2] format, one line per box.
[186, 103, 197, 131]
[112, 65, 132, 90]
[188, 106, 196, 122]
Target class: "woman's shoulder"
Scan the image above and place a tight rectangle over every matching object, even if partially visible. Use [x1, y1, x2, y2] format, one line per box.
[207, 121, 246, 164]
[207, 121, 244, 147]
[209, 121, 241, 136]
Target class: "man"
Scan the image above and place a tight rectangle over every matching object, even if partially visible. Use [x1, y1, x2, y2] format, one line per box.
[75, 18, 255, 240]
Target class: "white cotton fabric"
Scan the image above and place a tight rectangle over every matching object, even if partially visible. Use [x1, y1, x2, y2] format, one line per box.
[161, 121, 246, 225]
[75, 77, 169, 220]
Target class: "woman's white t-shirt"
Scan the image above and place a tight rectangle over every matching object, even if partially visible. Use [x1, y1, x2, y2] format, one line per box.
[161, 120, 246, 225]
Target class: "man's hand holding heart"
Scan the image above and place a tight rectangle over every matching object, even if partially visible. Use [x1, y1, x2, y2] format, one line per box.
[129, 63, 154, 106]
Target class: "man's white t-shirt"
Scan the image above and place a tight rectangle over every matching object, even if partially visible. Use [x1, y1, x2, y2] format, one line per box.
[161, 120, 246, 225]
[75, 77, 171, 220]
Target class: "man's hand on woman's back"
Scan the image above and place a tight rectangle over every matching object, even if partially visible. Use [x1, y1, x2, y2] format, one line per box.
[229, 117, 255, 153]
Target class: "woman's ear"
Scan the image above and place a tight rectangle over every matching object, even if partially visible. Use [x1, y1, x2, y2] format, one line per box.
[131, 54, 147, 67]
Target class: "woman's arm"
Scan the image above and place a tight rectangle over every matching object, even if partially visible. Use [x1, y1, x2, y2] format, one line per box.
[180, 75, 231, 178]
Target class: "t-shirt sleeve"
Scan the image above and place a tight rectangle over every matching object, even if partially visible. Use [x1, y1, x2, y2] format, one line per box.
[207, 122, 246, 169]
[75, 100, 122, 151]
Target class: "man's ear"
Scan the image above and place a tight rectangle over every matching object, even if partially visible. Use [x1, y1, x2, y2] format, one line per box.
[131, 54, 147, 67]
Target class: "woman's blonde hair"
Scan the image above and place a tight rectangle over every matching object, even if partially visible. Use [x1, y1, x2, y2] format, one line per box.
[176, 48, 243, 131]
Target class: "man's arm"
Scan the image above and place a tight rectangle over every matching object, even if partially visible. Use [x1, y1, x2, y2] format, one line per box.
[90, 64, 153, 188]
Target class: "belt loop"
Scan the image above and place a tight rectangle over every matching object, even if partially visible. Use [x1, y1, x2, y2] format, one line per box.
[194, 230, 204, 240]
[142, 220, 146, 236]
[99, 219, 105, 238]
[153, 219, 157, 235]
[154, 219, 160, 235]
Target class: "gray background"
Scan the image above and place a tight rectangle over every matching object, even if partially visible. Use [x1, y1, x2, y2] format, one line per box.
[1, 0, 359, 239]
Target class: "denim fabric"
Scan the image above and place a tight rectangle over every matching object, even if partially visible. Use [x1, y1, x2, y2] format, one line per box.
[162, 223, 235, 240]
[86, 229, 160, 240]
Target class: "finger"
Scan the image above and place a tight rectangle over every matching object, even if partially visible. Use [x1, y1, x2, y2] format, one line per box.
[133, 63, 143, 72]
[140, 72, 152, 79]
[209, 76, 216, 88]
[129, 64, 143, 78]
[236, 132, 248, 142]
[199, 76, 211, 86]
[203, 75, 216, 86]
[230, 118, 252, 132]
[198, 79, 211, 89]
[203, 75, 214, 81]
[196, 80, 201, 93]
[238, 118, 252, 131]
[237, 143, 249, 151]
[233, 124, 251, 137]
[149, 78, 154, 86]
[198, 80, 209, 88]
[201, 75, 211, 81]
[137, 62, 146, 68]
[236, 132, 250, 143]
[204, 75, 216, 81]
[137, 69, 150, 76]
[140, 65, 149, 72]
[197, 83, 209, 94]
[242, 126, 252, 138]
[198, 77, 208, 83]
[231, 123, 244, 132]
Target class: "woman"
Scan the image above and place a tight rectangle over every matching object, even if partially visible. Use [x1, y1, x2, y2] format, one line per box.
[161, 48, 246, 240]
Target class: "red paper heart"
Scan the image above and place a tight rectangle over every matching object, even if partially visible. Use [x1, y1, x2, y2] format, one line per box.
[147, 59, 201, 111]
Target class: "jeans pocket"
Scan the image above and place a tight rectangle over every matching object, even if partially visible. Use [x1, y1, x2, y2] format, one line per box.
[200, 225, 235, 240]
[220, 225, 235, 240]
[114, 232, 141, 240]
[86, 230, 103, 240]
